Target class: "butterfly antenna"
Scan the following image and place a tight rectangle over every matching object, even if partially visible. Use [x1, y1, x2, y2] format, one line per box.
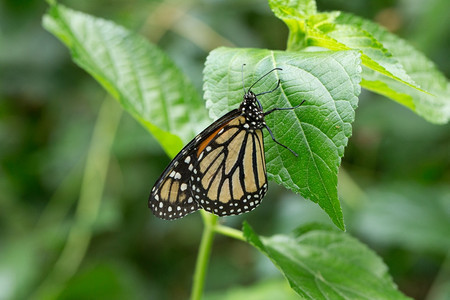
[247, 67, 282, 92]
[255, 79, 281, 97]
[241, 64, 247, 93]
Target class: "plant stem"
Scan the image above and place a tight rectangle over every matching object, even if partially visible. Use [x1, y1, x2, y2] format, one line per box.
[190, 211, 218, 300]
[31, 98, 122, 299]
[215, 225, 245, 241]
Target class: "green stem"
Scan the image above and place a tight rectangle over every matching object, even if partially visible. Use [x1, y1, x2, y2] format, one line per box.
[214, 225, 245, 241]
[31, 98, 122, 299]
[190, 211, 218, 300]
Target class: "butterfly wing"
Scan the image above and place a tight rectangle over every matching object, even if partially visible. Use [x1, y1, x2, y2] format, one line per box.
[149, 109, 241, 220]
[190, 116, 268, 216]
[149, 150, 201, 220]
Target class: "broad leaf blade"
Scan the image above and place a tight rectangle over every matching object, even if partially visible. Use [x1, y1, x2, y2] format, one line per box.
[269, 0, 420, 90]
[243, 222, 412, 300]
[337, 13, 450, 124]
[269, 0, 450, 124]
[43, 4, 210, 157]
[204, 47, 362, 230]
[319, 23, 420, 90]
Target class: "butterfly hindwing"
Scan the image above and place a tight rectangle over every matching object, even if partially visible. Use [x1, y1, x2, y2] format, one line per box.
[190, 116, 268, 216]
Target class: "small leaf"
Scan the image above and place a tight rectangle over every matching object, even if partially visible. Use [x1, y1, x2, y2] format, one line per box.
[43, 4, 210, 157]
[204, 47, 362, 230]
[243, 222, 412, 300]
[270, 0, 317, 18]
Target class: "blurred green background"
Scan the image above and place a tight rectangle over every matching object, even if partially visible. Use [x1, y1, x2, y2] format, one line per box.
[1, 0, 449, 299]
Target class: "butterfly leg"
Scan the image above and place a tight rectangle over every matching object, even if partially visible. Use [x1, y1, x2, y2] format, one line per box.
[263, 100, 306, 116]
[264, 124, 298, 157]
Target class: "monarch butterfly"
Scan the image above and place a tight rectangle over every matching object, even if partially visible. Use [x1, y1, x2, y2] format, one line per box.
[149, 66, 304, 220]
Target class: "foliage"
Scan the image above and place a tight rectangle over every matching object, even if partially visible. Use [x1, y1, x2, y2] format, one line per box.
[1, 0, 449, 299]
[270, 0, 450, 124]
[244, 222, 412, 299]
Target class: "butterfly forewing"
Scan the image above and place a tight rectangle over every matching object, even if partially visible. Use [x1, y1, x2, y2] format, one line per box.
[149, 148, 200, 220]
[149, 109, 242, 220]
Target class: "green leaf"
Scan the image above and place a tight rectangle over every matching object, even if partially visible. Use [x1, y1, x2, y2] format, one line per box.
[204, 47, 362, 230]
[336, 13, 450, 124]
[268, 0, 450, 124]
[269, 0, 419, 89]
[270, 0, 317, 18]
[243, 222, 412, 300]
[43, 3, 210, 157]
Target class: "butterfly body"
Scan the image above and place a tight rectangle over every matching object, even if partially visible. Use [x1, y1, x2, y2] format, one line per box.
[149, 68, 303, 220]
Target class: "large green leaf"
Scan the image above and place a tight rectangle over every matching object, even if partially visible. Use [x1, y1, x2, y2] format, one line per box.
[268, 0, 450, 124]
[269, 0, 418, 88]
[243, 222, 412, 300]
[204, 47, 361, 230]
[43, 3, 210, 157]
[336, 13, 450, 124]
